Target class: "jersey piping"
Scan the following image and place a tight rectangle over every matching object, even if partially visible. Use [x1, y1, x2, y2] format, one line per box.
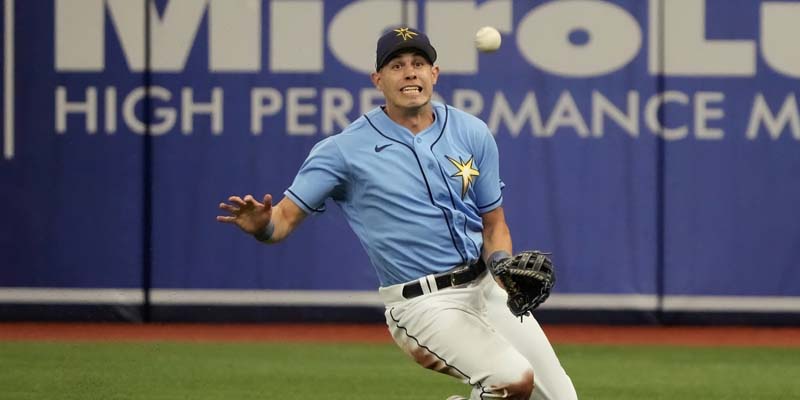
[477, 194, 503, 211]
[286, 189, 326, 213]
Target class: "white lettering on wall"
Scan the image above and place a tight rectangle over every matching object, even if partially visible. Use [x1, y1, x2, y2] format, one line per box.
[122, 86, 175, 135]
[761, 3, 800, 78]
[52, 0, 800, 78]
[746, 94, 800, 140]
[51, 85, 799, 142]
[56, 86, 97, 134]
[649, 0, 755, 76]
[694, 92, 725, 140]
[251, 88, 283, 135]
[487, 92, 543, 137]
[544, 91, 590, 137]
[592, 91, 639, 138]
[321, 88, 353, 136]
[517, 0, 641, 77]
[645, 91, 689, 140]
[270, 1, 323, 72]
[286, 88, 317, 136]
[182, 88, 223, 135]
[55, 0, 260, 72]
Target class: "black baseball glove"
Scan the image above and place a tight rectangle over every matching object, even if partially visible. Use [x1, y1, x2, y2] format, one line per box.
[491, 250, 556, 318]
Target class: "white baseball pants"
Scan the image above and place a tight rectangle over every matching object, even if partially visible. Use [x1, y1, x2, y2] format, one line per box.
[379, 271, 577, 400]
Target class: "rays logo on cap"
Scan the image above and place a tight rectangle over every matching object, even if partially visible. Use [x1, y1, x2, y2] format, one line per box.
[394, 27, 417, 41]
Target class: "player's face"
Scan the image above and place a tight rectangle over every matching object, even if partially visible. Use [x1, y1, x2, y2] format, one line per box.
[371, 52, 439, 112]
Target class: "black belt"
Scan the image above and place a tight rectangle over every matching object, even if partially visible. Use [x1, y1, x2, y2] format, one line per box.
[401, 259, 487, 299]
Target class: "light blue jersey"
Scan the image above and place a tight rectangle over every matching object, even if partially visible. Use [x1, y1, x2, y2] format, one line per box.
[286, 102, 504, 286]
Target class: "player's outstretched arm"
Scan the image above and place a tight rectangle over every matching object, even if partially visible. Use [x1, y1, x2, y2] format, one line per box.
[216, 194, 307, 243]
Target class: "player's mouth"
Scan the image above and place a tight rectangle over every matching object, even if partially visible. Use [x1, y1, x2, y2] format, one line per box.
[401, 86, 422, 95]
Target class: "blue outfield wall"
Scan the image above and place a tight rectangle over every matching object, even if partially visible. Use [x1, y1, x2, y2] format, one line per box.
[1, 0, 799, 323]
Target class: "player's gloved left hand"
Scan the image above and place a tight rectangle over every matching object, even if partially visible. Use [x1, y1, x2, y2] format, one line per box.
[489, 250, 556, 318]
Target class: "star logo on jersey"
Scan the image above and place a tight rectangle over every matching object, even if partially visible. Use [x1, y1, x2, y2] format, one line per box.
[394, 28, 418, 41]
[446, 155, 480, 198]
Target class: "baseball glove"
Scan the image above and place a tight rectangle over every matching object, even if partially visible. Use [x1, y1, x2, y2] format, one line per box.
[491, 250, 556, 318]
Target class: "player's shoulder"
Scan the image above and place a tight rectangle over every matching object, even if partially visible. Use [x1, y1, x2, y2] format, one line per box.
[437, 102, 492, 139]
[331, 113, 373, 140]
[311, 113, 374, 157]
[307, 135, 339, 157]
[438, 102, 480, 123]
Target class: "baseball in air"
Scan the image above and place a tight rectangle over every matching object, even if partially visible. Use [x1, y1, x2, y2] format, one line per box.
[475, 26, 501, 52]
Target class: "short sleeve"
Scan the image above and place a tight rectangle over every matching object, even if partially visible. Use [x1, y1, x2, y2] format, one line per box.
[473, 126, 504, 214]
[285, 137, 348, 214]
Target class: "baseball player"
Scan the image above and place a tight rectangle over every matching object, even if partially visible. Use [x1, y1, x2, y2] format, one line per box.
[217, 27, 577, 400]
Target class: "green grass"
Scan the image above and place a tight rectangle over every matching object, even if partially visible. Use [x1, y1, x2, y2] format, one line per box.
[1, 342, 799, 400]
[558, 345, 800, 400]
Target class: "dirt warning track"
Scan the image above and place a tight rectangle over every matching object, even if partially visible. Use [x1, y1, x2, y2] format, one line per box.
[2, 323, 800, 347]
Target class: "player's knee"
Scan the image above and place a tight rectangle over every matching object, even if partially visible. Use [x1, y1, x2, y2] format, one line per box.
[490, 367, 533, 400]
[508, 368, 534, 400]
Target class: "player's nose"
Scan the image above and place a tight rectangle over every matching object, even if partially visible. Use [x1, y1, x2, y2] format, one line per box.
[401, 65, 417, 79]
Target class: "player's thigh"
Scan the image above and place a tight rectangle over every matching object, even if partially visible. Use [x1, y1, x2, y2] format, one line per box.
[386, 294, 532, 389]
[484, 283, 578, 400]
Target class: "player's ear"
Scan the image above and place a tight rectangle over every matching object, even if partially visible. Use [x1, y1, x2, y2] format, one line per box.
[430, 65, 440, 85]
[370, 71, 382, 90]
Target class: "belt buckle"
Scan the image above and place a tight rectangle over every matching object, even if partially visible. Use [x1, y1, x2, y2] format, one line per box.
[450, 264, 468, 287]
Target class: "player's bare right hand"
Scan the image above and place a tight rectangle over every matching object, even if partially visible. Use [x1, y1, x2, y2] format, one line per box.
[216, 194, 273, 235]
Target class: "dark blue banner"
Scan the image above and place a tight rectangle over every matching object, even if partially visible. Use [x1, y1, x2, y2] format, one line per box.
[1, 0, 798, 303]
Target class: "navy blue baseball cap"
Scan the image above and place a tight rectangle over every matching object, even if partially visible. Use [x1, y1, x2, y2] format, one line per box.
[375, 27, 437, 71]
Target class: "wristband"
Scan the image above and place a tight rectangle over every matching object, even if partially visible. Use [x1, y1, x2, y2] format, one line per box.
[253, 221, 275, 242]
[487, 250, 511, 272]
